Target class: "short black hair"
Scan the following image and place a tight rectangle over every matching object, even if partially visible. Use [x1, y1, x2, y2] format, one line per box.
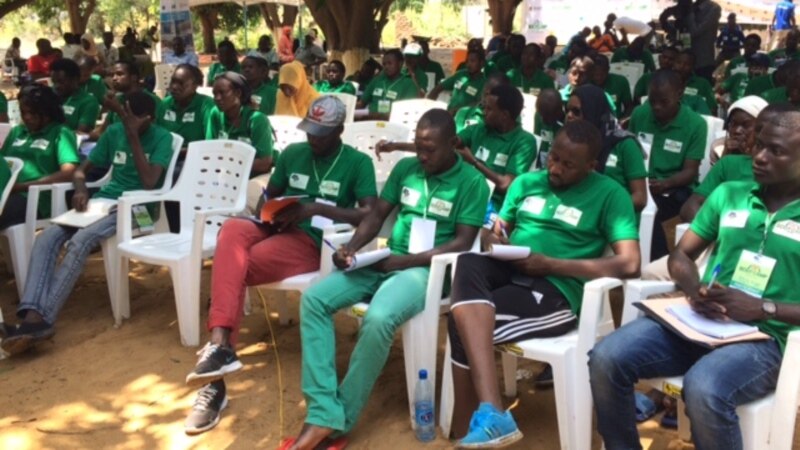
[523, 43, 542, 57]
[745, 33, 762, 46]
[649, 69, 682, 91]
[176, 63, 203, 85]
[115, 60, 140, 78]
[508, 34, 526, 46]
[329, 59, 346, 73]
[467, 49, 486, 62]
[417, 108, 456, 141]
[384, 48, 404, 63]
[18, 84, 65, 124]
[51, 58, 81, 80]
[559, 119, 602, 159]
[489, 84, 524, 119]
[125, 91, 157, 118]
[218, 39, 236, 52]
[592, 53, 610, 70]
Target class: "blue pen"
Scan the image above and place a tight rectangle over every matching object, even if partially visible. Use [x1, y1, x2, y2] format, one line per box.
[262, 187, 269, 202]
[323, 238, 337, 251]
[707, 263, 721, 289]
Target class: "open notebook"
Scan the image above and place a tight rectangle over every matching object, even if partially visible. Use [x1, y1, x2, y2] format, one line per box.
[50, 198, 118, 228]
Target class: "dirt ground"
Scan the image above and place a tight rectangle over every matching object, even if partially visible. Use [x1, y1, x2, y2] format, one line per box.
[0, 252, 794, 450]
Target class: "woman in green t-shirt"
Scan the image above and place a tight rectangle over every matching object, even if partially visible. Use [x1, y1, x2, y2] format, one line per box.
[565, 85, 648, 212]
[313, 60, 357, 95]
[0, 84, 79, 229]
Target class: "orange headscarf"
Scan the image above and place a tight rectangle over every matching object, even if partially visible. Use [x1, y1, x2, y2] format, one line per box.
[275, 61, 320, 117]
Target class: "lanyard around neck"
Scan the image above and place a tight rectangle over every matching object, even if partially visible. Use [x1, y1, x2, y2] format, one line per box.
[312, 145, 344, 198]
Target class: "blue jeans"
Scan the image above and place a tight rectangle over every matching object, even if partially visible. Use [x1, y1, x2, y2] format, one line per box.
[17, 213, 117, 324]
[589, 317, 782, 450]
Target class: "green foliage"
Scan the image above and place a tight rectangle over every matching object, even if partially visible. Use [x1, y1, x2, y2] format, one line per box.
[94, 0, 159, 34]
[393, 0, 425, 13]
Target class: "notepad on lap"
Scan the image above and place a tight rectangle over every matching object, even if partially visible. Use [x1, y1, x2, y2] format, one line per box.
[345, 248, 391, 272]
[480, 244, 531, 261]
[50, 198, 118, 228]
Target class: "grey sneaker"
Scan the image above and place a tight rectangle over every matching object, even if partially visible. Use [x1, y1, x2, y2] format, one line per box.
[185, 342, 243, 388]
[184, 380, 228, 435]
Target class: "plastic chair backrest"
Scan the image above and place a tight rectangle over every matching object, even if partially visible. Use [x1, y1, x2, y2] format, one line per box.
[174, 140, 256, 234]
[268, 115, 306, 152]
[0, 123, 12, 147]
[162, 132, 185, 192]
[436, 91, 451, 104]
[1, 157, 23, 213]
[388, 99, 447, 140]
[341, 121, 413, 182]
[154, 63, 177, 93]
[326, 92, 357, 123]
[520, 92, 537, 134]
[700, 115, 725, 181]
[609, 62, 644, 97]
[8, 100, 20, 126]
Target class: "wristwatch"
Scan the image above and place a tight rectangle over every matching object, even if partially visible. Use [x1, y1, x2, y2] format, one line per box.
[762, 300, 777, 319]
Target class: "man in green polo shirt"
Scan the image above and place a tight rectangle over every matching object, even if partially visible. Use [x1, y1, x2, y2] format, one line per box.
[446, 120, 640, 447]
[611, 37, 657, 73]
[51, 58, 100, 134]
[592, 54, 633, 117]
[205, 40, 241, 86]
[629, 69, 707, 260]
[452, 71, 511, 133]
[718, 53, 771, 105]
[418, 39, 446, 86]
[491, 34, 525, 74]
[507, 43, 556, 96]
[358, 49, 422, 120]
[743, 59, 797, 97]
[533, 89, 564, 169]
[285, 109, 490, 450]
[2, 92, 175, 356]
[78, 56, 107, 104]
[634, 46, 679, 104]
[428, 49, 486, 114]
[768, 28, 800, 67]
[401, 43, 429, 96]
[241, 55, 278, 115]
[183, 96, 378, 435]
[590, 105, 800, 450]
[674, 50, 717, 113]
[724, 34, 762, 78]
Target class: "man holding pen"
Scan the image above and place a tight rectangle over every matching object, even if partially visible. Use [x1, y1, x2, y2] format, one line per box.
[590, 105, 800, 450]
[182, 96, 378, 435]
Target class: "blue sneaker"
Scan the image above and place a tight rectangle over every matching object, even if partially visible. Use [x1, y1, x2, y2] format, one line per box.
[457, 402, 523, 448]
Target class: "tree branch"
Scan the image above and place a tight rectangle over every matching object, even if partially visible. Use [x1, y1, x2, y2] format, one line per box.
[0, 0, 35, 21]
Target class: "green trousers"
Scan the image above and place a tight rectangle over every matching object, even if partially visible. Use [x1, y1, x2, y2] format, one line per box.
[300, 266, 430, 433]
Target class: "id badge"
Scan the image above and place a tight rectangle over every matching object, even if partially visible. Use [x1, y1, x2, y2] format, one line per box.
[319, 180, 340, 197]
[729, 249, 776, 298]
[132, 205, 154, 233]
[311, 198, 335, 230]
[378, 100, 391, 114]
[409, 217, 436, 254]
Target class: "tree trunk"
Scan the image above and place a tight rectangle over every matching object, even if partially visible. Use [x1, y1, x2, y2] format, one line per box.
[0, 0, 34, 22]
[66, 0, 97, 35]
[194, 7, 219, 54]
[259, 3, 298, 41]
[487, 0, 523, 35]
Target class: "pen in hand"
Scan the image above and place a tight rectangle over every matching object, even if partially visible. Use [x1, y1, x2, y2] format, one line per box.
[707, 263, 721, 290]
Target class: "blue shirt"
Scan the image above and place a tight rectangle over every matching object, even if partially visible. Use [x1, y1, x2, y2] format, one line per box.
[164, 51, 199, 67]
[775, 0, 796, 30]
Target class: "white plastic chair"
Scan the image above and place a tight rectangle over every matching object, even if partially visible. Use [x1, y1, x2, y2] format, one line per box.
[154, 63, 177, 98]
[622, 280, 800, 450]
[341, 121, 413, 182]
[639, 185, 657, 271]
[0, 157, 22, 326]
[7, 100, 20, 127]
[700, 115, 725, 181]
[113, 140, 256, 346]
[436, 91, 452, 105]
[326, 92, 357, 123]
[521, 92, 537, 134]
[388, 99, 447, 140]
[610, 62, 645, 97]
[267, 115, 306, 152]
[439, 277, 624, 449]
[0, 123, 11, 147]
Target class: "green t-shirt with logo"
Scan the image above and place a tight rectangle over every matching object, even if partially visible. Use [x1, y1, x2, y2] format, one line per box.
[629, 103, 707, 183]
[361, 72, 421, 114]
[158, 93, 215, 145]
[680, 94, 712, 116]
[721, 72, 750, 103]
[691, 180, 800, 352]
[80, 74, 108, 104]
[694, 155, 753, 198]
[440, 70, 486, 112]
[251, 82, 279, 116]
[533, 115, 562, 169]
[604, 137, 648, 192]
[205, 106, 273, 159]
[454, 105, 484, 133]
[611, 47, 657, 73]
[88, 123, 174, 200]
[744, 73, 776, 97]
[380, 155, 489, 255]
[760, 86, 788, 104]
[682, 75, 717, 113]
[597, 73, 632, 116]
[724, 55, 748, 78]
[206, 61, 242, 86]
[62, 91, 100, 131]
[506, 68, 555, 96]
[499, 171, 639, 313]
[458, 124, 539, 209]
[0, 123, 79, 216]
[313, 80, 357, 95]
[268, 142, 377, 246]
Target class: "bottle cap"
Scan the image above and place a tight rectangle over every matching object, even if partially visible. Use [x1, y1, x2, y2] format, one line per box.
[419, 369, 428, 380]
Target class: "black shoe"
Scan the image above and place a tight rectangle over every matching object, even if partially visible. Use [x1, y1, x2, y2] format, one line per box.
[534, 365, 553, 388]
[184, 380, 228, 435]
[1, 321, 55, 356]
[185, 342, 243, 389]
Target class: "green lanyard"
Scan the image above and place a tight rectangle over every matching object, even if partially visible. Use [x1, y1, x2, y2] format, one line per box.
[312, 145, 344, 199]
[383, 75, 404, 98]
[422, 177, 440, 220]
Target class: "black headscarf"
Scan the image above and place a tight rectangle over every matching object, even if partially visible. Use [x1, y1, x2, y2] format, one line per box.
[570, 84, 641, 173]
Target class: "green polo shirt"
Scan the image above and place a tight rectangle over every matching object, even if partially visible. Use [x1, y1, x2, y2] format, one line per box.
[0, 123, 79, 216]
[80, 74, 108, 103]
[206, 61, 242, 86]
[361, 72, 421, 114]
[768, 48, 800, 67]
[251, 82, 278, 116]
[499, 171, 639, 313]
[561, 84, 618, 117]
[380, 155, 489, 255]
[401, 66, 429, 92]
[506, 68, 555, 96]
[682, 76, 717, 113]
[680, 94, 712, 116]
[62, 91, 100, 131]
[88, 123, 174, 200]
[611, 47, 657, 73]
[421, 59, 446, 86]
[694, 155, 753, 198]
[604, 137, 648, 191]
[596, 73, 632, 115]
[0, 92, 7, 115]
[158, 93, 215, 145]
[721, 72, 750, 103]
[724, 55, 748, 78]
[106, 90, 165, 126]
[629, 103, 707, 183]
[440, 70, 486, 112]
[268, 142, 377, 246]
[454, 105, 484, 133]
[744, 73, 776, 97]
[546, 55, 570, 72]
[458, 124, 538, 209]
[760, 86, 789, 104]
[205, 106, 273, 159]
[633, 72, 652, 103]
[491, 53, 518, 74]
[691, 180, 800, 352]
[533, 115, 563, 169]
[313, 80, 357, 95]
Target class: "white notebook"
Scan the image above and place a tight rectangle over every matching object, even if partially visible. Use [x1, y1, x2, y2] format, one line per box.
[666, 304, 760, 339]
[481, 244, 531, 261]
[345, 248, 391, 272]
[50, 198, 118, 228]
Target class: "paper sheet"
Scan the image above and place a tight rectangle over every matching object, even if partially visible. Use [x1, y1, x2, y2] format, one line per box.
[481, 244, 531, 261]
[346, 248, 391, 272]
[50, 198, 118, 228]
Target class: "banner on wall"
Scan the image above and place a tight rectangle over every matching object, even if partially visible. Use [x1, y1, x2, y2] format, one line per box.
[160, 0, 195, 60]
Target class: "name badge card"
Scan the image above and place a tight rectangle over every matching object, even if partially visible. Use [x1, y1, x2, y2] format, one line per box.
[730, 250, 776, 298]
[409, 217, 436, 254]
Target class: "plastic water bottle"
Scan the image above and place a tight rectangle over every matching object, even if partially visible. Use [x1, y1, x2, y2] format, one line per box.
[414, 369, 436, 442]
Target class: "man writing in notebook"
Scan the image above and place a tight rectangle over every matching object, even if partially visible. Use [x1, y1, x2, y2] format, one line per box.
[590, 105, 800, 450]
[2, 92, 175, 356]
